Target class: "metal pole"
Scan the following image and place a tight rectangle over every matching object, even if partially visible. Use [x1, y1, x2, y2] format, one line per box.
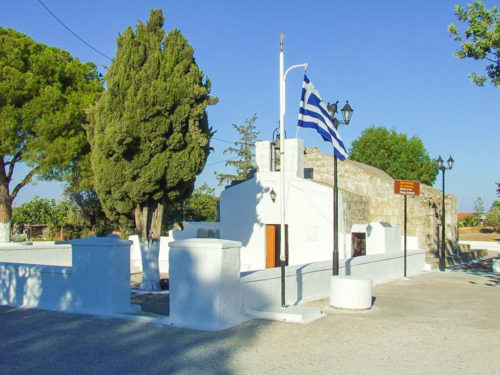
[279, 35, 286, 307]
[440, 169, 446, 271]
[404, 194, 407, 278]
[278, 35, 307, 307]
[333, 154, 339, 275]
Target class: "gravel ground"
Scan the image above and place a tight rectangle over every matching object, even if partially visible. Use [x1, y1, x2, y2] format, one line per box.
[1, 262, 499, 375]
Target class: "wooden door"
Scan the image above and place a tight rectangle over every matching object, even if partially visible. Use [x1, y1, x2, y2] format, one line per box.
[266, 224, 288, 268]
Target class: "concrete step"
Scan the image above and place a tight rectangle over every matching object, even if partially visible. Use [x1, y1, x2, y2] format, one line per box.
[246, 305, 326, 324]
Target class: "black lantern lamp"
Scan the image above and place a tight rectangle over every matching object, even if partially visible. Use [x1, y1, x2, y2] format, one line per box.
[436, 154, 454, 271]
[270, 188, 277, 203]
[341, 101, 353, 125]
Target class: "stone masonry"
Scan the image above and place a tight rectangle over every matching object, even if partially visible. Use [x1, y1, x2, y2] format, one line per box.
[304, 147, 458, 258]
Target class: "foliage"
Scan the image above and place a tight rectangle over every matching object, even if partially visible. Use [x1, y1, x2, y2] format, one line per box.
[64, 188, 111, 237]
[183, 184, 219, 222]
[12, 196, 67, 228]
[63, 156, 112, 237]
[473, 196, 485, 214]
[459, 215, 478, 227]
[449, 1, 500, 87]
[216, 114, 259, 186]
[497, 182, 500, 197]
[349, 126, 439, 185]
[0, 27, 103, 227]
[87, 9, 216, 241]
[491, 200, 500, 210]
[485, 208, 500, 231]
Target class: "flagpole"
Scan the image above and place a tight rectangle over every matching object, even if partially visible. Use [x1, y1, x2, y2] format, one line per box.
[279, 34, 307, 307]
[279, 34, 286, 308]
[333, 153, 339, 275]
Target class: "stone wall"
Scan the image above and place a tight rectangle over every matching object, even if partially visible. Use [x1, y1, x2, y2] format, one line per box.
[304, 147, 458, 254]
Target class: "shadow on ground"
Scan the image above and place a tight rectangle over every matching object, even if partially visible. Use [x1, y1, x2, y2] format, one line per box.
[0, 304, 269, 375]
[450, 258, 500, 286]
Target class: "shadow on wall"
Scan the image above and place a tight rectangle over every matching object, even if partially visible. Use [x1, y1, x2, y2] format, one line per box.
[0, 265, 79, 313]
[220, 177, 269, 248]
[169, 239, 273, 330]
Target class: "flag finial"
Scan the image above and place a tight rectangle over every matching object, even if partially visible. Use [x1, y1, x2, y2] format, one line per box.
[280, 33, 285, 51]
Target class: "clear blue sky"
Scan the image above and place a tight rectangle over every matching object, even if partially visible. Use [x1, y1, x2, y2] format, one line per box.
[1, 0, 499, 212]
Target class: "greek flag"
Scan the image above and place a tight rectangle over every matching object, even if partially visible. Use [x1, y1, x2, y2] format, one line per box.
[297, 75, 348, 160]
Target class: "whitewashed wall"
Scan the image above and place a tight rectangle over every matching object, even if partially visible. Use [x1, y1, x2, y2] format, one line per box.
[0, 242, 72, 266]
[129, 222, 221, 274]
[0, 237, 139, 316]
[221, 139, 347, 271]
[241, 250, 426, 310]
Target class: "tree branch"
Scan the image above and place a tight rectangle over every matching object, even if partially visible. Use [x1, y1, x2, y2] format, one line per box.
[10, 166, 40, 201]
[6, 150, 23, 182]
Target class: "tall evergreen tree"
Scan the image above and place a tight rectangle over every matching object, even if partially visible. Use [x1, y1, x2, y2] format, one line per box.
[216, 114, 259, 186]
[0, 27, 103, 242]
[87, 9, 216, 289]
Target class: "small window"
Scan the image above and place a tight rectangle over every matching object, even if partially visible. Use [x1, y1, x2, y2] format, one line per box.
[304, 168, 314, 179]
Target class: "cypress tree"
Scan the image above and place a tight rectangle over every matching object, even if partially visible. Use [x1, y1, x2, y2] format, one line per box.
[87, 9, 216, 289]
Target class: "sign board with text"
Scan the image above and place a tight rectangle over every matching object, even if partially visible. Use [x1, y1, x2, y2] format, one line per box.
[394, 180, 420, 196]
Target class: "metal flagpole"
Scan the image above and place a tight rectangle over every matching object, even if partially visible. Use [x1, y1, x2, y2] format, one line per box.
[279, 34, 307, 307]
[279, 34, 286, 307]
[333, 153, 339, 275]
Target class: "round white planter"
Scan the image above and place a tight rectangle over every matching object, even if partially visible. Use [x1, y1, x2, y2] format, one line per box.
[330, 275, 373, 310]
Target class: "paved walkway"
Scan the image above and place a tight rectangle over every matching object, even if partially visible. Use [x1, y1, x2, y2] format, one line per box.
[1, 266, 499, 375]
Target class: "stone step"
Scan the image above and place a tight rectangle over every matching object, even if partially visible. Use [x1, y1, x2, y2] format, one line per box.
[425, 252, 439, 270]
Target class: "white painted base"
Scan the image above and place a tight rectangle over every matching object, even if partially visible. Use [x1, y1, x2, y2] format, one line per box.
[492, 258, 500, 273]
[330, 275, 373, 310]
[140, 240, 160, 290]
[0, 222, 10, 243]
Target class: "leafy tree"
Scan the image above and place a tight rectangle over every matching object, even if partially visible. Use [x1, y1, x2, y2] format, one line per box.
[473, 196, 485, 214]
[183, 183, 219, 222]
[63, 155, 111, 237]
[485, 208, 500, 231]
[0, 27, 103, 241]
[12, 196, 69, 239]
[87, 9, 216, 289]
[216, 114, 259, 186]
[491, 200, 500, 210]
[449, 2, 500, 87]
[349, 126, 439, 185]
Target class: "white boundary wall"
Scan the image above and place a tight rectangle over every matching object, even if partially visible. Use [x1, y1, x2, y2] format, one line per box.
[241, 250, 426, 310]
[129, 222, 221, 274]
[0, 242, 72, 266]
[0, 237, 139, 316]
[167, 239, 426, 329]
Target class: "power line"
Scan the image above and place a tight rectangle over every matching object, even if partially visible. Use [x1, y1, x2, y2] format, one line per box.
[212, 137, 234, 144]
[205, 160, 228, 167]
[37, 0, 112, 61]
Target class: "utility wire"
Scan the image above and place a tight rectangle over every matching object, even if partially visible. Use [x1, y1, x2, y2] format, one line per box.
[205, 160, 228, 167]
[212, 137, 234, 144]
[37, 0, 112, 61]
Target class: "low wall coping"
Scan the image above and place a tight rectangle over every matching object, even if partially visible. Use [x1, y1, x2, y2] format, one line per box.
[69, 237, 131, 247]
[0, 262, 72, 275]
[241, 250, 425, 283]
[169, 238, 242, 249]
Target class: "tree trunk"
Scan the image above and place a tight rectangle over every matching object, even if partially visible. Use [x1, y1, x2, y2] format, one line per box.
[135, 199, 165, 290]
[0, 181, 12, 243]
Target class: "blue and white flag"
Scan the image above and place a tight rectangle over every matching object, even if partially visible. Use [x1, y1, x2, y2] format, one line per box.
[297, 75, 348, 160]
